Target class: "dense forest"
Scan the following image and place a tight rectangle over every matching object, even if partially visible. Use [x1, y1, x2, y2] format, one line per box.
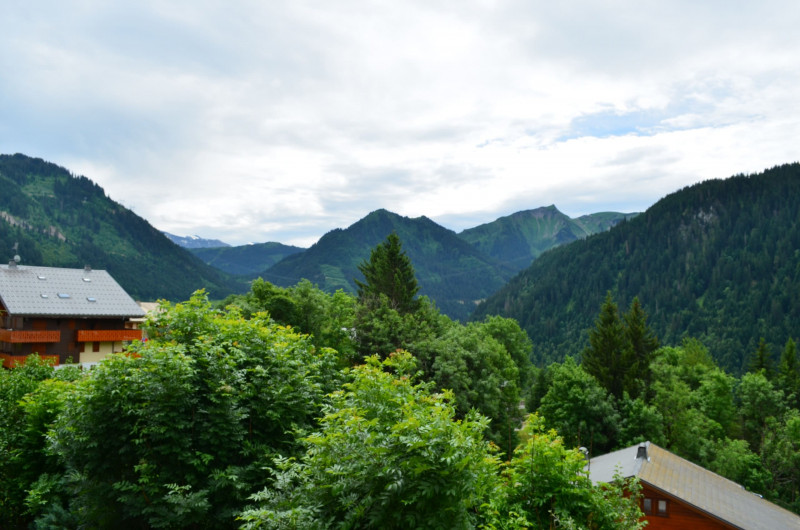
[2, 233, 799, 528]
[0, 154, 244, 300]
[474, 163, 800, 374]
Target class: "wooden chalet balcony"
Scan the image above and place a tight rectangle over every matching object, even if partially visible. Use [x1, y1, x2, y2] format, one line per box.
[76, 329, 142, 342]
[0, 329, 61, 343]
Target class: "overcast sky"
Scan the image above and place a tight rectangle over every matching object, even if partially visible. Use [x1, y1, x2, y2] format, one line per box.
[2, 1, 799, 247]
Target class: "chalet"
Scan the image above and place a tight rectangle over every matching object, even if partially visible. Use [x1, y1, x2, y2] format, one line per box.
[588, 441, 800, 530]
[0, 259, 145, 368]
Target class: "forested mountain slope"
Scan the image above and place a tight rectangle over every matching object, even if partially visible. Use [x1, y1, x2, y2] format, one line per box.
[473, 163, 800, 373]
[262, 209, 513, 321]
[0, 153, 245, 300]
[190, 242, 305, 276]
[458, 205, 636, 272]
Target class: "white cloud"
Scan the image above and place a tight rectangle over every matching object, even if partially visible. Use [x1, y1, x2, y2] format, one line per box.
[1, 1, 799, 246]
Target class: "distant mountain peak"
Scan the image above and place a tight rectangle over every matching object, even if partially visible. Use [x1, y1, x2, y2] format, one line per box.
[162, 232, 230, 249]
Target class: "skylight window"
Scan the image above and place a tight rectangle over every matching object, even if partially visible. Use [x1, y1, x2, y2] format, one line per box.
[87, 297, 97, 302]
[82, 277, 92, 282]
[40, 294, 49, 298]
[37, 275, 46, 280]
[57, 293, 71, 299]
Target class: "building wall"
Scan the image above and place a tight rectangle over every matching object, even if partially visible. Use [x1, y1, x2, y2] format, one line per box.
[2, 315, 134, 365]
[640, 483, 735, 530]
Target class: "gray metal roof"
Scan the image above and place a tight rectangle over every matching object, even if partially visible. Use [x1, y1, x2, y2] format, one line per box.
[588, 442, 800, 530]
[0, 264, 145, 318]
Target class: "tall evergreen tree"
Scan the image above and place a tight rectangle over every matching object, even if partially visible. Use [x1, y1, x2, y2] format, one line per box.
[749, 337, 774, 378]
[623, 297, 659, 399]
[778, 337, 800, 409]
[355, 232, 420, 314]
[582, 292, 627, 400]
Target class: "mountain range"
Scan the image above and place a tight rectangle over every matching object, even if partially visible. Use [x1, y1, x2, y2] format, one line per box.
[4, 152, 797, 374]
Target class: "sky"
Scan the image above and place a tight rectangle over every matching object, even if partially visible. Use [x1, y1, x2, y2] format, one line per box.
[2, 1, 799, 247]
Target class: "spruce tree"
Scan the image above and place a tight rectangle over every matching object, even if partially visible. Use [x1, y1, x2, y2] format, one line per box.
[778, 337, 799, 408]
[355, 232, 420, 314]
[749, 337, 774, 378]
[582, 292, 626, 400]
[623, 297, 659, 399]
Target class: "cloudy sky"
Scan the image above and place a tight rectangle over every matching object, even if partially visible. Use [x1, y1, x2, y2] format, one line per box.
[2, 1, 799, 247]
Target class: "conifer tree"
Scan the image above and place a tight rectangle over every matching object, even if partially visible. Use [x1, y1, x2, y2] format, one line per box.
[582, 292, 626, 400]
[778, 337, 799, 408]
[749, 337, 774, 378]
[623, 297, 659, 399]
[355, 232, 420, 314]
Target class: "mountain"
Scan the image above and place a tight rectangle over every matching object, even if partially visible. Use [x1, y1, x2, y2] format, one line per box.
[261, 209, 514, 321]
[162, 232, 230, 249]
[472, 163, 800, 374]
[0, 154, 245, 300]
[458, 206, 636, 272]
[189, 242, 305, 276]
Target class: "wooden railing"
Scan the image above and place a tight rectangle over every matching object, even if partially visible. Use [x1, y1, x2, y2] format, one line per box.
[0, 329, 61, 343]
[0, 353, 60, 368]
[76, 329, 142, 342]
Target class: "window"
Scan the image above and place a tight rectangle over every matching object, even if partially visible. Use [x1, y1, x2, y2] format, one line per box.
[58, 293, 71, 299]
[92, 341, 100, 353]
[643, 498, 652, 515]
[657, 499, 668, 516]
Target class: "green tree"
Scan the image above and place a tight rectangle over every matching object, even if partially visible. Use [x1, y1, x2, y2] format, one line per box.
[538, 357, 619, 453]
[355, 232, 420, 314]
[749, 337, 774, 378]
[483, 413, 645, 530]
[778, 337, 800, 409]
[623, 297, 659, 399]
[240, 352, 502, 529]
[582, 292, 627, 400]
[41, 292, 343, 528]
[738, 371, 786, 453]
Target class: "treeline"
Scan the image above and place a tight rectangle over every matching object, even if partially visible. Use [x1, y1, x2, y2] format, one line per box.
[529, 292, 800, 513]
[474, 163, 800, 374]
[2, 233, 799, 527]
[0, 235, 645, 529]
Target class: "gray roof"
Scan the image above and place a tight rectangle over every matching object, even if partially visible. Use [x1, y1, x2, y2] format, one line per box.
[0, 264, 145, 318]
[588, 442, 800, 530]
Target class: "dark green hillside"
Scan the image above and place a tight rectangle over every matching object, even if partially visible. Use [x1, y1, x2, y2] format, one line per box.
[458, 205, 634, 272]
[262, 209, 513, 321]
[190, 242, 305, 276]
[0, 153, 245, 300]
[473, 163, 800, 374]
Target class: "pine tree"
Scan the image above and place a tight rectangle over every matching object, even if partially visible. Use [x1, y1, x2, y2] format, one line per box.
[778, 337, 799, 408]
[582, 292, 626, 399]
[623, 297, 659, 399]
[749, 337, 774, 378]
[355, 232, 420, 314]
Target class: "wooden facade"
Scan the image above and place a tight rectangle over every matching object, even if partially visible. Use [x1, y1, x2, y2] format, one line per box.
[639, 483, 735, 530]
[0, 307, 142, 367]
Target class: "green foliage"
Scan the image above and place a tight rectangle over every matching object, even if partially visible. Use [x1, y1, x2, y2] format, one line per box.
[240, 352, 503, 529]
[356, 232, 420, 314]
[39, 291, 343, 528]
[474, 163, 800, 374]
[582, 293, 659, 400]
[483, 413, 645, 530]
[538, 358, 619, 453]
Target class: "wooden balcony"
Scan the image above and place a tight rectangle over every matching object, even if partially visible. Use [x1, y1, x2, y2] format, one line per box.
[76, 329, 142, 342]
[0, 329, 61, 343]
